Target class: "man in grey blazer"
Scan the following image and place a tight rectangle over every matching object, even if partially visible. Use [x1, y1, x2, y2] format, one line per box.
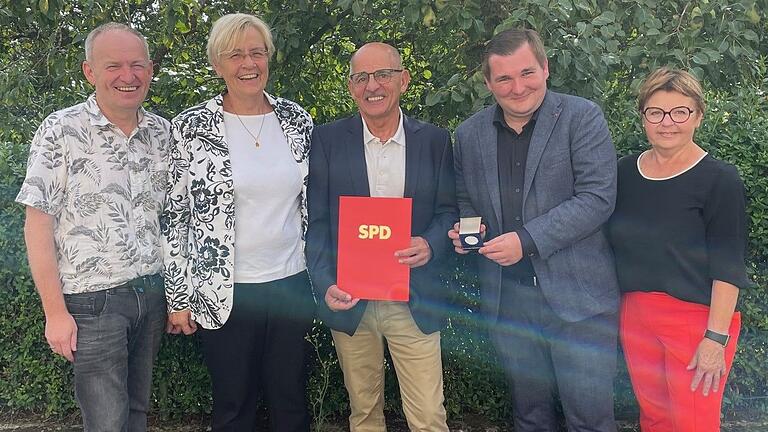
[449, 29, 620, 431]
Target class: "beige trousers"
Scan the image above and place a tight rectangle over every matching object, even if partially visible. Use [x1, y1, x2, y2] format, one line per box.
[331, 301, 449, 432]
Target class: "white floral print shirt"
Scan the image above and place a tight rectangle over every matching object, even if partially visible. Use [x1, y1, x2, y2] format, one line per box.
[16, 94, 171, 294]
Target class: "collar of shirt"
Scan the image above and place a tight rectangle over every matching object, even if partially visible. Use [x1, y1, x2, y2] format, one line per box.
[493, 103, 539, 134]
[361, 109, 406, 147]
[84, 93, 148, 131]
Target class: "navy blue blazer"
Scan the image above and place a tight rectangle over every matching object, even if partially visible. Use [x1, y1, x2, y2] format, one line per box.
[306, 114, 458, 335]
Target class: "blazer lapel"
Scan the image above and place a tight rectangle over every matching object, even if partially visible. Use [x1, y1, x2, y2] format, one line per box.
[478, 108, 503, 231]
[403, 115, 423, 198]
[345, 115, 371, 196]
[524, 91, 561, 200]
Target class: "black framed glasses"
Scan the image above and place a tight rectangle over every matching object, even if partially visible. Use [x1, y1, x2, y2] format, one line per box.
[642, 106, 695, 124]
[349, 68, 403, 86]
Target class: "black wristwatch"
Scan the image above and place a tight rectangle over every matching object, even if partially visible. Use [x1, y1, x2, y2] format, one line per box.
[704, 329, 730, 346]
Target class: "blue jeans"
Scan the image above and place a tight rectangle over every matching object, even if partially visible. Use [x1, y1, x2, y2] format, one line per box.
[64, 276, 166, 432]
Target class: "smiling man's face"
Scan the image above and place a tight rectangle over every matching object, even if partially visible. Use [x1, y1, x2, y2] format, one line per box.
[348, 43, 410, 125]
[82, 29, 153, 120]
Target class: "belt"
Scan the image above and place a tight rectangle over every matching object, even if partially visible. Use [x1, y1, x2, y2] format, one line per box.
[107, 274, 163, 294]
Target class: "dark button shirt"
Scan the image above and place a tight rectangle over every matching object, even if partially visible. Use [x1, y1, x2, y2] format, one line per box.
[494, 105, 538, 279]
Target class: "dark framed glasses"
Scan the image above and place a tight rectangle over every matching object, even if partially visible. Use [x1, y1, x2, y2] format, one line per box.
[642, 106, 695, 124]
[349, 68, 403, 86]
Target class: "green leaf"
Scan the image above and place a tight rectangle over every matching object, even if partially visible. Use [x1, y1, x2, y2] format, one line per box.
[718, 38, 730, 53]
[175, 20, 190, 33]
[425, 91, 442, 107]
[626, 46, 644, 58]
[592, 11, 615, 26]
[691, 66, 704, 78]
[692, 52, 709, 65]
[573, 0, 591, 12]
[655, 34, 671, 45]
[742, 30, 758, 41]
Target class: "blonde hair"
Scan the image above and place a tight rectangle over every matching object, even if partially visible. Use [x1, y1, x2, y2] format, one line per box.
[637, 67, 706, 114]
[207, 13, 275, 66]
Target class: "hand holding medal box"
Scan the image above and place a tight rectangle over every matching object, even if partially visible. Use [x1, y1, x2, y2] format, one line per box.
[337, 196, 412, 301]
[459, 216, 484, 250]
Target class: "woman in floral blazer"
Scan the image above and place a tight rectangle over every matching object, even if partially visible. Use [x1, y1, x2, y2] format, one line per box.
[161, 13, 314, 431]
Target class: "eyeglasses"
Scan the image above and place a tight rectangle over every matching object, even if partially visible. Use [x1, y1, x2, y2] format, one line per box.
[349, 68, 403, 86]
[223, 48, 269, 63]
[642, 106, 695, 124]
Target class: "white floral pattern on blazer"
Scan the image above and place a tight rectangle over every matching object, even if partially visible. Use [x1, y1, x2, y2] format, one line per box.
[161, 92, 313, 329]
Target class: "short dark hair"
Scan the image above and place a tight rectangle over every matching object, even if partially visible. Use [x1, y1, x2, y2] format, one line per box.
[482, 28, 547, 79]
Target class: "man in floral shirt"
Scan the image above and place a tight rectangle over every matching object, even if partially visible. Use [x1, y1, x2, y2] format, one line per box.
[16, 23, 170, 432]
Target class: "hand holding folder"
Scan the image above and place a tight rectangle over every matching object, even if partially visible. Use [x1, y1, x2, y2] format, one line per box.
[337, 196, 412, 301]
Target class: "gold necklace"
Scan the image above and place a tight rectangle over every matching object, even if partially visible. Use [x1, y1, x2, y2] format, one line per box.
[234, 112, 266, 148]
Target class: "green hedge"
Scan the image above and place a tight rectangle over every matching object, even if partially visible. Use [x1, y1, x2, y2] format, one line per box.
[1, 80, 766, 425]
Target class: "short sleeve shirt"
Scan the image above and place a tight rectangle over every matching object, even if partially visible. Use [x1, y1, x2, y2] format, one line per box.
[16, 94, 171, 294]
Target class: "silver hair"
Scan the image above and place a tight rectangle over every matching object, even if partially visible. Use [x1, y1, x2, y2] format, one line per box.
[349, 42, 402, 73]
[85, 22, 150, 61]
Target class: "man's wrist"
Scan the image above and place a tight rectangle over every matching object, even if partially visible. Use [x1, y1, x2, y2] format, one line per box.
[44, 308, 72, 320]
[41, 297, 70, 318]
[516, 228, 539, 258]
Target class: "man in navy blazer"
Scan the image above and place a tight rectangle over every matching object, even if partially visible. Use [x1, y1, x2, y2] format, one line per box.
[449, 29, 620, 431]
[306, 42, 456, 431]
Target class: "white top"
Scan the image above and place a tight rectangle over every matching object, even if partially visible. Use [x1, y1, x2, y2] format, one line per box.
[362, 111, 406, 198]
[224, 111, 305, 283]
[637, 150, 709, 181]
[15, 94, 171, 294]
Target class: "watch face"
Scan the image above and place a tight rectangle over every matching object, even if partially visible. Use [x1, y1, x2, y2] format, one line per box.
[464, 235, 479, 246]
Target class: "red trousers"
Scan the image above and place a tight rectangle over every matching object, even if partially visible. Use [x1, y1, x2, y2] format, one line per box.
[620, 292, 740, 432]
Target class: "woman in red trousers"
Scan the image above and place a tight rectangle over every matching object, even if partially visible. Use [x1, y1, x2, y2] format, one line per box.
[607, 67, 749, 432]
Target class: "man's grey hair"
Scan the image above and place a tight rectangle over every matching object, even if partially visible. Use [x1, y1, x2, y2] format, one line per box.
[85, 22, 150, 61]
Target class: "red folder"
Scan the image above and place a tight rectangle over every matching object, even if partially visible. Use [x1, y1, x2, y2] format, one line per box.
[337, 196, 412, 301]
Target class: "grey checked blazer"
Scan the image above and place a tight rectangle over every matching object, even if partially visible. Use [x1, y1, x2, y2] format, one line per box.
[454, 90, 620, 322]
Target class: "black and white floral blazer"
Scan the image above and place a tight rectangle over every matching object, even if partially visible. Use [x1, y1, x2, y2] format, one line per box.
[161, 92, 313, 329]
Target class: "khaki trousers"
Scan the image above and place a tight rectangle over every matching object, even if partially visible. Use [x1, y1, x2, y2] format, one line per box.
[331, 301, 448, 432]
